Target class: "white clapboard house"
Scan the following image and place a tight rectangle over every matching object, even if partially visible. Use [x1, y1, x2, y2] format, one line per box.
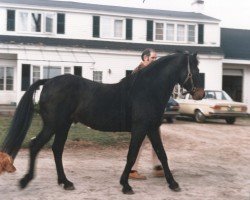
[0, 0, 249, 112]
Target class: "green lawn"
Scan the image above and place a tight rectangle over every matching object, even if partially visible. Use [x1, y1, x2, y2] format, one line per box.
[0, 114, 130, 149]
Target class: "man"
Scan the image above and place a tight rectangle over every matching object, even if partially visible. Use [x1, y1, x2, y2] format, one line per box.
[129, 48, 164, 180]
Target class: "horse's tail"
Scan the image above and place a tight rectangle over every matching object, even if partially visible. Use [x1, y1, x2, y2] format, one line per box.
[0, 79, 48, 164]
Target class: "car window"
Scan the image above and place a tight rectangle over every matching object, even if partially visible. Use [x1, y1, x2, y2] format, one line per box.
[188, 94, 193, 100]
[205, 91, 215, 99]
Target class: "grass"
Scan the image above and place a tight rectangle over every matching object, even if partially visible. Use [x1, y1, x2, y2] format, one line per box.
[0, 114, 130, 149]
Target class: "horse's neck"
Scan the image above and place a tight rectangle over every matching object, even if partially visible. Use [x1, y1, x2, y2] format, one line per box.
[148, 60, 179, 99]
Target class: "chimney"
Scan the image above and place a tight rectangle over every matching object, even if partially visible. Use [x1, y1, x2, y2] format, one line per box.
[191, 0, 205, 13]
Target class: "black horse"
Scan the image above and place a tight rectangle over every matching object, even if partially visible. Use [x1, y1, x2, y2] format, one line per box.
[0, 52, 204, 194]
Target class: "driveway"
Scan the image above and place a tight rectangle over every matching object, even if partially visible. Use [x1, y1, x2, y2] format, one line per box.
[0, 118, 249, 200]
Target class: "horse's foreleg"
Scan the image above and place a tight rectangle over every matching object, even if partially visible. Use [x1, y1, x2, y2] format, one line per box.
[147, 129, 180, 192]
[20, 126, 53, 189]
[120, 132, 146, 194]
[52, 123, 74, 190]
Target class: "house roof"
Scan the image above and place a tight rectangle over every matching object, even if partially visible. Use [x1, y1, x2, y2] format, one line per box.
[0, 0, 219, 22]
[0, 35, 223, 55]
[221, 28, 250, 60]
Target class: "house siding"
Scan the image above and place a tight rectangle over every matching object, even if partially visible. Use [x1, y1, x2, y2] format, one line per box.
[0, 0, 249, 112]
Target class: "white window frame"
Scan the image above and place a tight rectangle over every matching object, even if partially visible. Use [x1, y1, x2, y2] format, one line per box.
[153, 21, 197, 44]
[63, 67, 72, 74]
[43, 66, 61, 79]
[17, 11, 56, 34]
[18, 11, 29, 32]
[100, 16, 125, 39]
[31, 65, 41, 84]
[166, 23, 175, 41]
[177, 24, 186, 42]
[44, 13, 56, 34]
[154, 22, 164, 41]
[187, 24, 197, 43]
[0, 66, 14, 91]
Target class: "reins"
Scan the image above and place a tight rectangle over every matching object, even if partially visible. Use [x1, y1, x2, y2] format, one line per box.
[181, 55, 197, 95]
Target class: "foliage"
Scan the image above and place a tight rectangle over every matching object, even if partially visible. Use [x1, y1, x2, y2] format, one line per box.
[0, 115, 130, 149]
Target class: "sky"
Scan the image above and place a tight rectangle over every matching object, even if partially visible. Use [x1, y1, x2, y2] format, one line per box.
[57, 0, 250, 29]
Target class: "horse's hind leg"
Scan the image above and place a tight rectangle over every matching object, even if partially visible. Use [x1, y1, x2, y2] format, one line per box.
[147, 129, 180, 191]
[52, 122, 74, 190]
[20, 126, 53, 189]
[120, 132, 146, 194]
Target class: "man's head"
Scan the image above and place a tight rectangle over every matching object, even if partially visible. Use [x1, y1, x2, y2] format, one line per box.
[141, 48, 157, 66]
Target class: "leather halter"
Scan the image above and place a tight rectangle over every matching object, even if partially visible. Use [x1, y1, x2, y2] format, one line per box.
[181, 55, 197, 95]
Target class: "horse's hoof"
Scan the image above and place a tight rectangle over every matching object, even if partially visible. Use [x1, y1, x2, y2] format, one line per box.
[62, 181, 75, 190]
[64, 184, 75, 190]
[122, 187, 135, 195]
[169, 182, 181, 192]
[19, 178, 28, 189]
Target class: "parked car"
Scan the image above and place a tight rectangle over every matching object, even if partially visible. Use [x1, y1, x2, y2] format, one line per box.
[176, 90, 248, 124]
[163, 97, 180, 123]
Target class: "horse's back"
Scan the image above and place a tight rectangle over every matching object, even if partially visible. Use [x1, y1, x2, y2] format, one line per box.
[39, 74, 130, 132]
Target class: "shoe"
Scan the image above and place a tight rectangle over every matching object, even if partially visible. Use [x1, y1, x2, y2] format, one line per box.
[153, 165, 164, 177]
[129, 170, 147, 180]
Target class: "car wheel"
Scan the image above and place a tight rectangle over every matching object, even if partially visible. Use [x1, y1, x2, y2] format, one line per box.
[195, 110, 206, 123]
[166, 117, 174, 123]
[225, 117, 236, 124]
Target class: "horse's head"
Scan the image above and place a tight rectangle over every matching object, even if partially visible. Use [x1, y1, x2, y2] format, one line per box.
[179, 52, 205, 100]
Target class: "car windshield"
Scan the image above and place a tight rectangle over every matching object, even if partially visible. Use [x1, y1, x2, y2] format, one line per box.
[204, 91, 233, 101]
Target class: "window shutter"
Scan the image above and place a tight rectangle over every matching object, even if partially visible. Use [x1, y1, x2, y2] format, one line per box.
[7, 10, 15, 31]
[146, 20, 153, 41]
[57, 13, 65, 34]
[93, 16, 100, 38]
[199, 73, 205, 88]
[198, 24, 204, 44]
[126, 19, 133, 40]
[21, 64, 30, 91]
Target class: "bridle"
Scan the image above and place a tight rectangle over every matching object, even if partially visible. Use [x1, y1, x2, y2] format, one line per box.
[181, 55, 197, 95]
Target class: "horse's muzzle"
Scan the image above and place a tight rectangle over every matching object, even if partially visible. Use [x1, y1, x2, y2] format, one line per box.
[191, 88, 205, 100]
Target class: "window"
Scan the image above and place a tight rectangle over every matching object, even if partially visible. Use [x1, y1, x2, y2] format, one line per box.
[43, 67, 61, 78]
[177, 24, 185, 41]
[74, 66, 82, 76]
[0, 68, 4, 90]
[155, 23, 164, 40]
[100, 17, 125, 39]
[31, 13, 41, 32]
[93, 71, 102, 83]
[45, 13, 54, 33]
[152, 22, 197, 43]
[6, 68, 14, 90]
[166, 23, 174, 41]
[33, 66, 40, 83]
[7, 10, 15, 31]
[188, 25, 195, 42]
[57, 13, 65, 34]
[114, 19, 123, 38]
[19, 12, 28, 32]
[64, 67, 71, 74]
[0, 67, 14, 91]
